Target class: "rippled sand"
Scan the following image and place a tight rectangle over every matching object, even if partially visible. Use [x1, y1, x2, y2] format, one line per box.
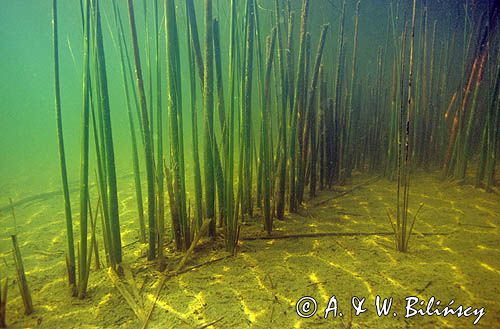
[0, 172, 499, 328]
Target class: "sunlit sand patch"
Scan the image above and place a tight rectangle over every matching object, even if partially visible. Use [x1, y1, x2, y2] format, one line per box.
[447, 200, 465, 215]
[383, 275, 406, 292]
[340, 214, 351, 221]
[241, 299, 265, 323]
[479, 262, 500, 275]
[474, 205, 497, 218]
[277, 293, 295, 307]
[208, 273, 224, 285]
[96, 292, 114, 308]
[416, 218, 434, 231]
[1, 172, 498, 328]
[342, 247, 356, 260]
[483, 219, 497, 228]
[186, 291, 211, 326]
[240, 253, 277, 292]
[418, 193, 432, 199]
[153, 296, 192, 325]
[51, 234, 63, 245]
[238, 253, 296, 306]
[229, 288, 266, 324]
[364, 239, 397, 264]
[434, 236, 457, 254]
[312, 239, 320, 250]
[441, 246, 456, 254]
[476, 244, 500, 252]
[308, 273, 330, 304]
[478, 199, 499, 207]
[448, 264, 475, 300]
[310, 257, 375, 298]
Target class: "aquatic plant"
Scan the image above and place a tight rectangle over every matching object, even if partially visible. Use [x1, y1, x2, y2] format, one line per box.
[165, 0, 189, 251]
[127, 0, 157, 260]
[241, 0, 256, 217]
[186, 0, 204, 231]
[154, 0, 165, 261]
[301, 24, 329, 200]
[111, 0, 146, 243]
[343, 0, 361, 181]
[261, 27, 278, 234]
[42, 0, 500, 312]
[289, 0, 310, 212]
[443, 2, 499, 182]
[274, 0, 289, 220]
[387, 0, 420, 253]
[93, 0, 122, 274]
[478, 56, 500, 191]
[11, 235, 32, 315]
[76, 0, 91, 297]
[224, 0, 240, 252]
[52, 0, 76, 296]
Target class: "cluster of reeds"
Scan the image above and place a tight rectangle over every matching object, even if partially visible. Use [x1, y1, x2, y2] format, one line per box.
[381, 0, 498, 249]
[376, 2, 498, 189]
[11, 235, 33, 315]
[387, 0, 420, 252]
[52, 0, 499, 298]
[53, 0, 121, 298]
[442, 4, 499, 188]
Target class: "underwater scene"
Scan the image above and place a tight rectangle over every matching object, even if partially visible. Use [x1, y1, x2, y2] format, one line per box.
[0, 0, 499, 328]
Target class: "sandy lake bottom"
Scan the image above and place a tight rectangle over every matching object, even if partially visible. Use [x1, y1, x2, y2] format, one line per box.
[1, 172, 499, 329]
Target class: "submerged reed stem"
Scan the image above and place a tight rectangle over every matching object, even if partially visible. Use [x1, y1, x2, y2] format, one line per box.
[11, 235, 33, 315]
[203, 0, 216, 236]
[127, 0, 157, 260]
[52, 0, 76, 296]
[77, 0, 91, 297]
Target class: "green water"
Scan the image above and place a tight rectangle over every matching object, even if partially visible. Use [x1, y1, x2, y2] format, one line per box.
[0, 0, 485, 200]
[0, 0, 498, 327]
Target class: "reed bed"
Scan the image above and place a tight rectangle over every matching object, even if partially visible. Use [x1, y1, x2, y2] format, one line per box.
[43, 0, 499, 305]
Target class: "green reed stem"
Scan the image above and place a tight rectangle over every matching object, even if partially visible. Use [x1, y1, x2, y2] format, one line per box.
[166, 0, 189, 250]
[289, 0, 309, 211]
[274, 0, 287, 220]
[11, 235, 32, 315]
[204, 0, 216, 236]
[77, 0, 91, 298]
[127, 0, 157, 260]
[154, 0, 165, 261]
[94, 0, 122, 270]
[213, 18, 226, 226]
[186, 1, 203, 229]
[111, 0, 146, 243]
[186, 0, 205, 85]
[225, 0, 239, 252]
[303, 24, 329, 199]
[52, 0, 77, 296]
[344, 0, 360, 180]
[262, 28, 277, 234]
